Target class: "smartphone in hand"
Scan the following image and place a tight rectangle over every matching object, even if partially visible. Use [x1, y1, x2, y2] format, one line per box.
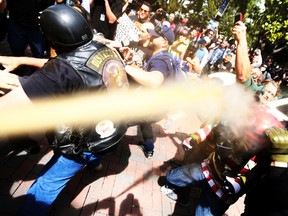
[234, 13, 243, 23]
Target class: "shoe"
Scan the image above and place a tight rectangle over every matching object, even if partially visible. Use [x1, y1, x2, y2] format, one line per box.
[161, 185, 190, 206]
[158, 176, 167, 186]
[139, 144, 154, 159]
[10, 137, 40, 155]
[93, 163, 103, 172]
[25, 143, 40, 154]
[160, 185, 178, 201]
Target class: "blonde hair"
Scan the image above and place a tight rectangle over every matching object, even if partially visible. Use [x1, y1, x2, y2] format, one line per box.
[262, 79, 281, 96]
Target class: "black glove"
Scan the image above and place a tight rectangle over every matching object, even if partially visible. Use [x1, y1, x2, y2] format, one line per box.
[182, 133, 200, 151]
[222, 176, 246, 195]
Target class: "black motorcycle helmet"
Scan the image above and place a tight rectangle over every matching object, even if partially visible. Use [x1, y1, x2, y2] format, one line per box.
[40, 4, 93, 51]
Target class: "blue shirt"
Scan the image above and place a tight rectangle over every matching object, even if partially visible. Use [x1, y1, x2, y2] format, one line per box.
[196, 47, 208, 63]
[144, 50, 174, 82]
[209, 47, 225, 64]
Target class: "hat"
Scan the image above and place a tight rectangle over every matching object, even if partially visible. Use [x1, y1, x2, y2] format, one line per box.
[147, 24, 175, 45]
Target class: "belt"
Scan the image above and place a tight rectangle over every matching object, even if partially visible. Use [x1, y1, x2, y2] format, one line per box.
[270, 161, 288, 168]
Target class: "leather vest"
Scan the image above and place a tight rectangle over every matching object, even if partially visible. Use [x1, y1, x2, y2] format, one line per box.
[49, 42, 129, 155]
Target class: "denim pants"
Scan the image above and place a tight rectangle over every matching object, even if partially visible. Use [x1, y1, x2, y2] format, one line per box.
[7, 19, 46, 58]
[17, 152, 101, 216]
[166, 163, 229, 216]
[139, 123, 154, 151]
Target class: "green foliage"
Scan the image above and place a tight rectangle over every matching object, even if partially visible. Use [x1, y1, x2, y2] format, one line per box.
[261, 0, 288, 44]
[151, 0, 287, 47]
[166, 0, 185, 12]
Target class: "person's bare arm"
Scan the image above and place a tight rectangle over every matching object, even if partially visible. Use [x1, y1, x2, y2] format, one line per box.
[0, 56, 48, 94]
[125, 64, 164, 88]
[89, 0, 94, 9]
[170, 40, 182, 49]
[187, 56, 202, 74]
[233, 21, 250, 83]
[122, 0, 132, 12]
[0, 85, 32, 109]
[179, 45, 187, 60]
[120, 47, 164, 87]
[0, 72, 20, 95]
[0, 0, 6, 12]
[104, 0, 118, 24]
[193, 63, 202, 75]
[93, 34, 122, 49]
[0, 56, 48, 73]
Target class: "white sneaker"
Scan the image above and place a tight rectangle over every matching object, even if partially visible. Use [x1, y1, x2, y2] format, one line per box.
[160, 185, 178, 201]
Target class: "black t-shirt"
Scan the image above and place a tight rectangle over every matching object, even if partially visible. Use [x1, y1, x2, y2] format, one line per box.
[214, 58, 232, 72]
[7, 0, 55, 27]
[19, 59, 84, 100]
[91, 0, 123, 40]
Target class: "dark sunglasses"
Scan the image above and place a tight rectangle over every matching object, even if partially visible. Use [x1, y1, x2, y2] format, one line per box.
[139, 8, 149, 13]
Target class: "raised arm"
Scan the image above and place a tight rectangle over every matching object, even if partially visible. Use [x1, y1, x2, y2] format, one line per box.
[125, 64, 164, 88]
[233, 21, 250, 83]
[104, 0, 118, 24]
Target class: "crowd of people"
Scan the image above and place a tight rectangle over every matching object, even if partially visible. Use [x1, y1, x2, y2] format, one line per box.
[0, 0, 288, 215]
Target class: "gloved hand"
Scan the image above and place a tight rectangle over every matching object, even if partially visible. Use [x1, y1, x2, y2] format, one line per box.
[265, 126, 288, 161]
[222, 176, 246, 195]
[265, 126, 288, 144]
[182, 133, 200, 151]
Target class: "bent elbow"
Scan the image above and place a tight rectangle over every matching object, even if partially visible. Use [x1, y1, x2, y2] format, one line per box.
[237, 74, 250, 83]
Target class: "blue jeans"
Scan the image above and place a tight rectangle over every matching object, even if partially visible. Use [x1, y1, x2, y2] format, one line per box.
[166, 163, 229, 216]
[7, 19, 46, 57]
[139, 122, 154, 151]
[17, 152, 101, 216]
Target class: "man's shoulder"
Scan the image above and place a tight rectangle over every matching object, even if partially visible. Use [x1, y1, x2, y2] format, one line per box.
[242, 76, 263, 92]
[149, 52, 173, 66]
[198, 47, 208, 53]
[152, 51, 171, 59]
[44, 57, 75, 72]
[203, 47, 209, 53]
[147, 51, 173, 67]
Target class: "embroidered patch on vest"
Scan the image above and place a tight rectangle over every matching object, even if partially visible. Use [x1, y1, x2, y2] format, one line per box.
[86, 47, 129, 89]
